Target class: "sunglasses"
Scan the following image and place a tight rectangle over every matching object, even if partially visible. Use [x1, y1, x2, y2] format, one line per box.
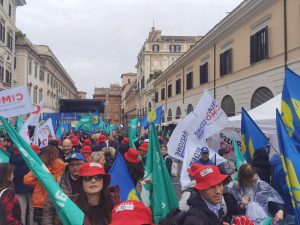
[68, 162, 84, 168]
[82, 175, 103, 182]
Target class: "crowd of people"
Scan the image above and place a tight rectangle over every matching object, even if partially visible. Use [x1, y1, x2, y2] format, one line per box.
[0, 129, 295, 225]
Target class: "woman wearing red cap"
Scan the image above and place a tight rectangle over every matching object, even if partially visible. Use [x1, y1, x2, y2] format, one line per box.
[76, 162, 112, 225]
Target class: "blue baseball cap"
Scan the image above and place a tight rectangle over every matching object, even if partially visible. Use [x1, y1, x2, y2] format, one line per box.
[66, 153, 85, 162]
[200, 147, 209, 154]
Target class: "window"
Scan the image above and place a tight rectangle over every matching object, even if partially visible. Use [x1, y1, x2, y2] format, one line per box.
[33, 87, 37, 104]
[176, 79, 181, 94]
[5, 69, 11, 85]
[175, 107, 181, 119]
[200, 62, 208, 84]
[0, 0, 3, 6]
[148, 102, 152, 112]
[0, 64, 3, 81]
[187, 104, 193, 115]
[250, 27, 269, 64]
[28, 59, 32, 75]
[220, 48, 232, 76]
[141, 76, 145, 90]
[155, 92, 158, 103]
[0, 21, 5, 43]
[161, 88, 165, 101]
[152, 44, 159, 52]
[8, 4, 11, 18]
[167, 109, 172, 122]
[34, 63, 38, 78]
[114, 112, 118, 120]
[251, 87, 273, 109]
[6, 32, 12, 50]
[221, 95, 235, 117]
[128, 79, 130, 84]
[39, 89, 43, 102]
[47, 73, 50, 84]
[51, 76, 53, 87]
[168, 84, 172, 98]
[186, 71, 193, 90]
[39, 69, 44, 81]
[170, 45, 181, 52]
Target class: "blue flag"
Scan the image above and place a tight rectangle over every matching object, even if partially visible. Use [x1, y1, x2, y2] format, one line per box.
[276, 109, 300, 224]
[282, 68, 300, 152]
[140, 105, 163, 129]
[109, 154, 140, 201]
[56, 123, 69, 140]
[241, 107, 269, 162]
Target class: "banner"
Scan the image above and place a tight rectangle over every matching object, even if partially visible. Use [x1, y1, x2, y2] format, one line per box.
[128, 118, 139, 148]
[38, 118, 55, 148]
[0, 86, 33, 118]
[0, 116, 84, 225]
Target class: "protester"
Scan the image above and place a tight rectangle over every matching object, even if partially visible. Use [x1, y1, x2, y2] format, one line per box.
[117, 137, 130, 155]
[24, 146, 66, 225]
[102, 147, 116, 172]
[0, 163, 22, 225]
[217, 148, 235, 176]
[82, 139, 91, 147]
[42, 153, 85, 224]
[71, 136, 82, 152]
[108, 132, 119, 150]
[197, 147, 214, 165]
[90, 151, 106, 165]
[138, 142, 148, 165]
[161, 144, 173, 176]
[92, 134, 108, 151]
[251, 147, 271, 183]
[76, 162, 112, 224]
[182, 165, 229, 225]
[110, 200, 154, 225]
[230, 163, 284, 224]
[61, 138, 73, 161]
[81, 145, 92, 162]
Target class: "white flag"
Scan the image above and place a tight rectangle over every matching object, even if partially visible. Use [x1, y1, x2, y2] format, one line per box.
[38, 118, 55, 148]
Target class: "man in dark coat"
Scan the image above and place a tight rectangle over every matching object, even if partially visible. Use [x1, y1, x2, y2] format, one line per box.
[183, 165, 229, 225]
[251, 147, 271, 183]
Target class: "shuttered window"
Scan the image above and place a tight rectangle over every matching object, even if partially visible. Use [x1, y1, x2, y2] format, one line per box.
[251, 87, 273, 109]
[176, 79, 181, 94]
[168, 84, 172, 98]
[250, 26, 269, 64]
[200, 62, 208, 84]
[161, 88, 165, 101]
[220, 48, 232, 77]
[186, 72, 193, 90]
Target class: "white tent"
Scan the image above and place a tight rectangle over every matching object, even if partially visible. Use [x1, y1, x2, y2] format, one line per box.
[229, 94, 281, 135]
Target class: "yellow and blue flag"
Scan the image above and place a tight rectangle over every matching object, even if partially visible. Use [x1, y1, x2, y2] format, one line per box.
[140, 105, 163, 129]
[276, 109, 300, 224]
[241, 107, 269, 162]
[109, 153, 140, 201]
[282, 68, 300, 152]
[56, 123, 70, 139]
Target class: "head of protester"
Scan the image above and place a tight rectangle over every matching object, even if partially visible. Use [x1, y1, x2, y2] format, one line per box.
[138, 142, 148, 164]
[77, 162, 112, 225]
[110, 200, 154, 225]
[182, 164, 228, 224]
[102, 147, 116, 172]
[62, 138, 73, 160]
[0, 163, 22, 224]
[90, 151, 106, 165]
[230, 163, 285, 224]
[197, 147, 214, 165]
[66, 153, 85, 180]
[81, 145, 92, 162]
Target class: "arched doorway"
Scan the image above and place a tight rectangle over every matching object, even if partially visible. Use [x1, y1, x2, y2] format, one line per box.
[187, 104, 193, 115]
[221, 95, 235, 117]
[175, 106, 181, 119]
[167, 108, 172, 122]
[251, 87, 274, 109]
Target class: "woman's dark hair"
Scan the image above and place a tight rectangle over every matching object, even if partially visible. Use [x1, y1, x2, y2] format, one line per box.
[238, 163, 257, 187]
[76, 176, 112, 224]
[41, 146, 60, 167]
[126, 161, 145, 186]
[0, 163, 14, 190]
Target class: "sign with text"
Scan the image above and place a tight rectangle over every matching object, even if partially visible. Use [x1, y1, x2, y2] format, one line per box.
[0, 86, 33, 118]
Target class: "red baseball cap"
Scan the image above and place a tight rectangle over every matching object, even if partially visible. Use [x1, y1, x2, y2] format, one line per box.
[30, 144, 41, 154]
[187, 163, 203, 177]
[98, 134, 107, 143]
[82, 139, 91, 146]
[138, 142, 148, 152]
[81, 145, 92, 154]
[111, 200, 154, 225]
[193, 165, 228, 191]
[79, 162, 110, 184]
[122, 137, 129, 144]
[124, 148, 140, 163]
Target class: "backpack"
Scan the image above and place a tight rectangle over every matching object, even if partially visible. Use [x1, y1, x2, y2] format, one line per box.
[158, 208, 188, 225]
[165, 156, 179, 177]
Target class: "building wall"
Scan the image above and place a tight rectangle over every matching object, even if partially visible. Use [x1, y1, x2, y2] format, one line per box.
[153, 0, 300, 123]
[77, 91, 87, 99]
[15, 36, 78, 112]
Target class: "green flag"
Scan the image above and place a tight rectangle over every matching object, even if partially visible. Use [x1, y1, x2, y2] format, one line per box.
[233, 139, 246, 178]
[141, 123, 178, 224]
[129, 118, 139, 148]
[98, 116, 105, 131]
[16, 116, 23, 133]
[0, 147, 10, 163]
[0, 116, 84, 225]
[75, 115, 92, 131]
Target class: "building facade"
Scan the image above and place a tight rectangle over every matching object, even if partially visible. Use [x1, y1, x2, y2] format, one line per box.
[93, 84, 122, 124]
[135, 27, 201, 117]
[0, 0, 25, 90]
[15, 36, 78, 112]
[153, 0, 300, 125]
[77, 91, 87, 99]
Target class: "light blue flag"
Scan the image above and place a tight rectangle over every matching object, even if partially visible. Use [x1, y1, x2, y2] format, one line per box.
[276, 109, 300, 224]
[16, 116, 23, 133]
[140, 105, 163, 129]
[109, 153, 140, 201]
[75, 115, 92, 131]
[0, 147, 10, 163]
[282, 68, 300, 152]
[241, 107, 269, 162]
[0, 116, 84, 225]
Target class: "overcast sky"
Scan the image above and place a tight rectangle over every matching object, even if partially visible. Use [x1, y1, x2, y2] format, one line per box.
[16, 0, 243, 98]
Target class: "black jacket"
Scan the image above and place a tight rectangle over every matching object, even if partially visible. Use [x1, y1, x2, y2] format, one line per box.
[251, 149, 271, 183]
[183, 192, 224, 225]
